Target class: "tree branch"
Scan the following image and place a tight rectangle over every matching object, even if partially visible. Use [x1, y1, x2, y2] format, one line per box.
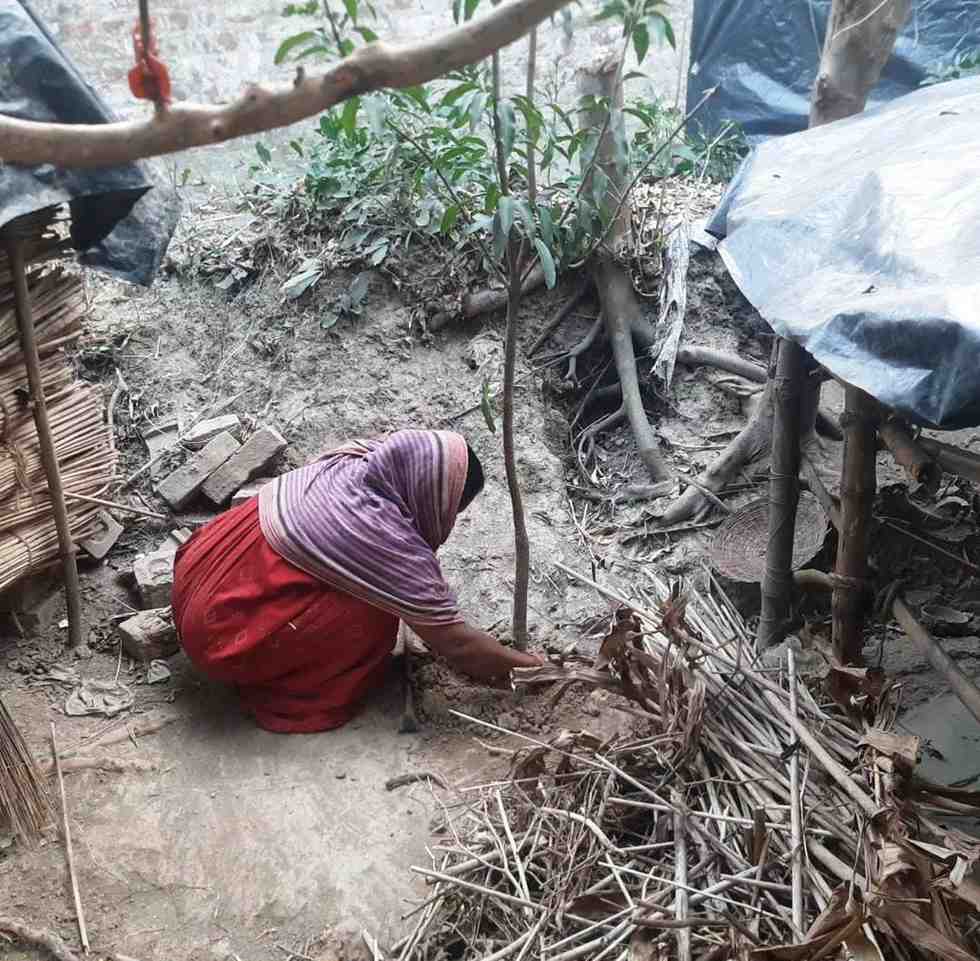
[0, 0, 571, 169]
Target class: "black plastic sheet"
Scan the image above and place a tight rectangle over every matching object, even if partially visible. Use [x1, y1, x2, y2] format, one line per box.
[0, 0, 178, 285]
[706, 76, 980, 431]
[689, 0, 980, 142]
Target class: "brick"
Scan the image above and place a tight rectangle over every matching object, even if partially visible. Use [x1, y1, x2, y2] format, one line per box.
[117, 609, 179, 662]
[141, 419, 179, 478]
[230, 476, 275, 508]
[133, 549, 175, 609]
[78, 510, 124, 561]
[156, 431, 240, 510]
[182, 414, 242, 450]
[202, 426, 287, 505]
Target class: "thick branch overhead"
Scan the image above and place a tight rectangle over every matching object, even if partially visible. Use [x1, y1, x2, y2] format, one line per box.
[0, 0, 569, 169]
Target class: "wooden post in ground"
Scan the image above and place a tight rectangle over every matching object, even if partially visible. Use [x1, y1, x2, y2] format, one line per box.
[3, 230, 84, 648]
[832, 387, 877, 662]
[758, 340, 805, 647]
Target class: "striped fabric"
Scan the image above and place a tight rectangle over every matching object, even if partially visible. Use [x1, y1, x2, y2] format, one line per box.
[258, 429, 469, 626]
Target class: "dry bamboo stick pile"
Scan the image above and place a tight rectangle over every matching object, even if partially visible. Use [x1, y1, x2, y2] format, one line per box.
[0, 211, 115, 596]
[385, 571, 980, 960]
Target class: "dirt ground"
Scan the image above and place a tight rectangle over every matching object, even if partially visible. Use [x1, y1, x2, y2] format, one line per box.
[2, 3, 979, 959]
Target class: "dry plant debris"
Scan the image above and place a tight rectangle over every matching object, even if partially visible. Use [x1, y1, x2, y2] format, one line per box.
[381, 571, 980, 960]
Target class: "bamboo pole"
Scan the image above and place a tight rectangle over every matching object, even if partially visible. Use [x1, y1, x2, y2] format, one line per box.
[758, 339, 805, 648]
[832, 387, 877, 663]
[3, 234, 83, 646]
[879, 418, 940, 494]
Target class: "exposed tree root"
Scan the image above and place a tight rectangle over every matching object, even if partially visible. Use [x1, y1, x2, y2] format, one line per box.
[600, 262, 672, 482]
[659, 389, 775, 526]
[527, 277, 593, 356]
[561, 312, 604, 385]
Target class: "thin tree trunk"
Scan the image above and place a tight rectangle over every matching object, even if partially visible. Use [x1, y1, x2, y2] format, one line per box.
[502, 249, 529, 649]
[491, 45, 530, 649]
[580, 55, 671, 484]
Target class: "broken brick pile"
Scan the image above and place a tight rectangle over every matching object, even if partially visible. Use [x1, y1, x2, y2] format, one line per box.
[115, 420, 286, 661]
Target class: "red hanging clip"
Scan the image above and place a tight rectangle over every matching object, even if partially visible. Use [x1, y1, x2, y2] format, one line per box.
[127, 18, 172, 104]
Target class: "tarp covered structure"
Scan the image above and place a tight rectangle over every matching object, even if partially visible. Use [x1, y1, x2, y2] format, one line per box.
[707, 76, 980, 431]
[688, 0, 980, 141]
[0, 0, 178, 284]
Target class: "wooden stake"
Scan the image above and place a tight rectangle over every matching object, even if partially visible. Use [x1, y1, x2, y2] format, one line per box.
[4, 234, 84, 647]
[832, 386, 877, 662]
[50, 722, 89, 954]
[758, 339, 805, 648]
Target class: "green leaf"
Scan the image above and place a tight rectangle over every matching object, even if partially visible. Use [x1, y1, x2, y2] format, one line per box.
[354, 25, 378, 42]
[594, 0, 625, 21]
[289, 139, 304, 157]
[515, 199, 535, 239]
[480, 378, 497, 433]
[492, 210, 506, 260]
[283, 1, 319, 15]
[464, 0, 480, 19]
[339, 38, 355, 56]
[400, 86, 430, 111]
[274, 30, 318, 64]
[369, 241, 389, 266]
[622, 70, 647, 82]
[468, 91, 487, 132]
[281, 261, 322, 299]
[534, 239, 557, 289]
[440, 204, 460, 234]
[255, 142, 272, 165]
[632, 21, 650, 64]
[452, 0, 462, 24]
[349, 271, 371, 304]
[441, 81, 478, 108]
[341, 96, 360, 137]
[496, 99, 516, 162]
[342, 0, 358, 22]
[483, 182, 500, 215]
[295, 42, 331, 60]
[538, 205, 554, 247]
[649, 13, 675, 50]
[320, 310, 340, 330]
[497, 195, 515, 241]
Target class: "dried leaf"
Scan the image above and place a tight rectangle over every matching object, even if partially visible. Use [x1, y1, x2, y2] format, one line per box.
[567, 892, 629, 919]
[879, 902, 980, 961]
[860, 728, 920, 768]
[595, 608, 640, 671]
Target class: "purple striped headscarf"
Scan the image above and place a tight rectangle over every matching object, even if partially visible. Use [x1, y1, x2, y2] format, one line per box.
[258, 429, 469, 625]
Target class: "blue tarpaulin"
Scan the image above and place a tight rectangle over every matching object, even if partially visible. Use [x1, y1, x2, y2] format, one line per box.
[688, 0, 980, 142]
[707, 76, 980, 430]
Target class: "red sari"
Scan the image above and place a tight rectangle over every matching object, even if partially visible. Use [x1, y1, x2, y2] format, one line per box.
[172, 498, 399, 733]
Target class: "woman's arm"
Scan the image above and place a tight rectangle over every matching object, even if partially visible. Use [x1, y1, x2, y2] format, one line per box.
[410, 620, 542, 681]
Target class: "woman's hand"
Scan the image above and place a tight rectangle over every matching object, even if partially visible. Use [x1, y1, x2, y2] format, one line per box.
[410, 620, 543, 682]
